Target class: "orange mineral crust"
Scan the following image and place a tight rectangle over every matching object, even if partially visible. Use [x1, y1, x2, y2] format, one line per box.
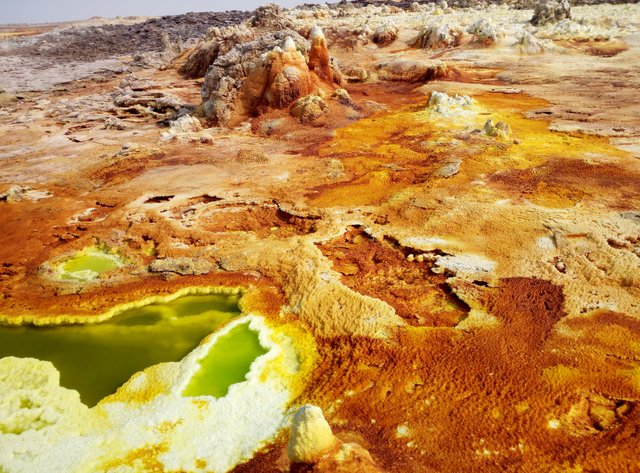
[239, 279, 640, 473]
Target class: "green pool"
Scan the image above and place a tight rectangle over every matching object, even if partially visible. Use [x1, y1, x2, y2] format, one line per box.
[183, 322, 268, 398]
[0, 292, 242, 406]
[57, 247, 124, 281]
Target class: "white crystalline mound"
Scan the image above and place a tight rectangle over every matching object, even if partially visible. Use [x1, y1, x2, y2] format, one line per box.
[0, 315, 298, 473]
[426, 91, 475, 116]
[288, 404, 336, 463]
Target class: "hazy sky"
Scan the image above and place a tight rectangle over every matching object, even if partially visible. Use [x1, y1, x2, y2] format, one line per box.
[1, 0, 325, 25]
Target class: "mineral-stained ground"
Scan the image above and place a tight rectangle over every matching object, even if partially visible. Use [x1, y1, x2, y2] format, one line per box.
[0, 1, 639, 472]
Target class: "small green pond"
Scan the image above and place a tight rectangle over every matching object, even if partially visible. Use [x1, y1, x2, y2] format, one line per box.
[0, 292, 241, 406]
[57, 247, 123, 281]
[183, 322, 268, 398]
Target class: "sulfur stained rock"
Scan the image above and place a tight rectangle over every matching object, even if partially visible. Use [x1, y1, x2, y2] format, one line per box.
[256, 37, 314, 110]
[332, 88, 354, 107]
[374, 60, 449, 83]
[202, 26, 338, 125]
[373, 23, 398, 48]
[288, 405, 386, 473]
[290, 94, 328, 125]
[202, 30, 308, 125]
[0, 185, 51, 202]
[531, 0, 572, 26]
[484, 118, 512, 139]
[561, 392, 630, 435]
[426, 91, 474, 115]
[308, 26, 333, 84]
[288, 405, 337, 463]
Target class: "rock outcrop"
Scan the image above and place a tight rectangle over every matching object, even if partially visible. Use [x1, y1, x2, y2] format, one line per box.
[251, 3, 293, 29]
[159, 114, 207, 142]
[0, 185, 51, 202]
[179, 26, 255, 79]
[484, 118, 512, 139]
[516, 32, 546, 54]
[412, 22, 463, 49]
[113, 77, 182, 119]
[308, 26, 333, 84]
[247, 36, 314, 111]
[467, 18, 505, 44]
[288, 405, 385, 473]
[373, 23, 399, 47]
[291, 94, 328, 125]
[201, 30, 307, 125]
[531, 0, 572, 26]
[202, 27, 339, 126]
[426, 91, 474, 115]
[178, 39, 221, 79]
[148, 256, 214, 275]
[375, 60, 449, 82]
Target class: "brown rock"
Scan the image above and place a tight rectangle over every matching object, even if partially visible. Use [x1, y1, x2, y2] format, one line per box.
[178, 39, 220, 79]
[308, 26, 333, 83]
[531, 0, 571, 26]
[373, 24, 398, 48]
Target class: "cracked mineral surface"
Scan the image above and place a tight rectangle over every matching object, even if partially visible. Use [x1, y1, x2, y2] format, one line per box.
[1, 1, 639, 472]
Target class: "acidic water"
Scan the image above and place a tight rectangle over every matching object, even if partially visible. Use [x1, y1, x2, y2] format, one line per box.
[58, 247, 123, 281]
[183, 322, 268, 398]
[0, 292, 241, 406]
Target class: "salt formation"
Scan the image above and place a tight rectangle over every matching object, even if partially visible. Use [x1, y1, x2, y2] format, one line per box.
[308, 26, 333, 83]
[288, 405, 385, 472]
[0, 315, 309, 473]
[373, 23, 399, 47]
[412, 22, 463, 49]
[484, 118, 513, 139]
[288, 405, 337, 463]
[290, 94, 328, 125]
[426, 91, 474, 115]
[202, 27, 337, 126]
[0, 357, 90, 434]
[467, 18, 505, 44]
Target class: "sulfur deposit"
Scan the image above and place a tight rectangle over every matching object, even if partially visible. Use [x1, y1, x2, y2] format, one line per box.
[1, 1, 640, 472]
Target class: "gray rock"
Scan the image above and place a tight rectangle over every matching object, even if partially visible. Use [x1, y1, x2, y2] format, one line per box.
[531, 0, 571, 26]
[149, 257, 215, 276]
[201, 30, 308, 126]
[103, 116, 129, 130]
[250, 3, 293, 29]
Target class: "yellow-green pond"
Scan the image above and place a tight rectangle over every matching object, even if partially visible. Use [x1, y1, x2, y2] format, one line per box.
[0, 292, 253, 406]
